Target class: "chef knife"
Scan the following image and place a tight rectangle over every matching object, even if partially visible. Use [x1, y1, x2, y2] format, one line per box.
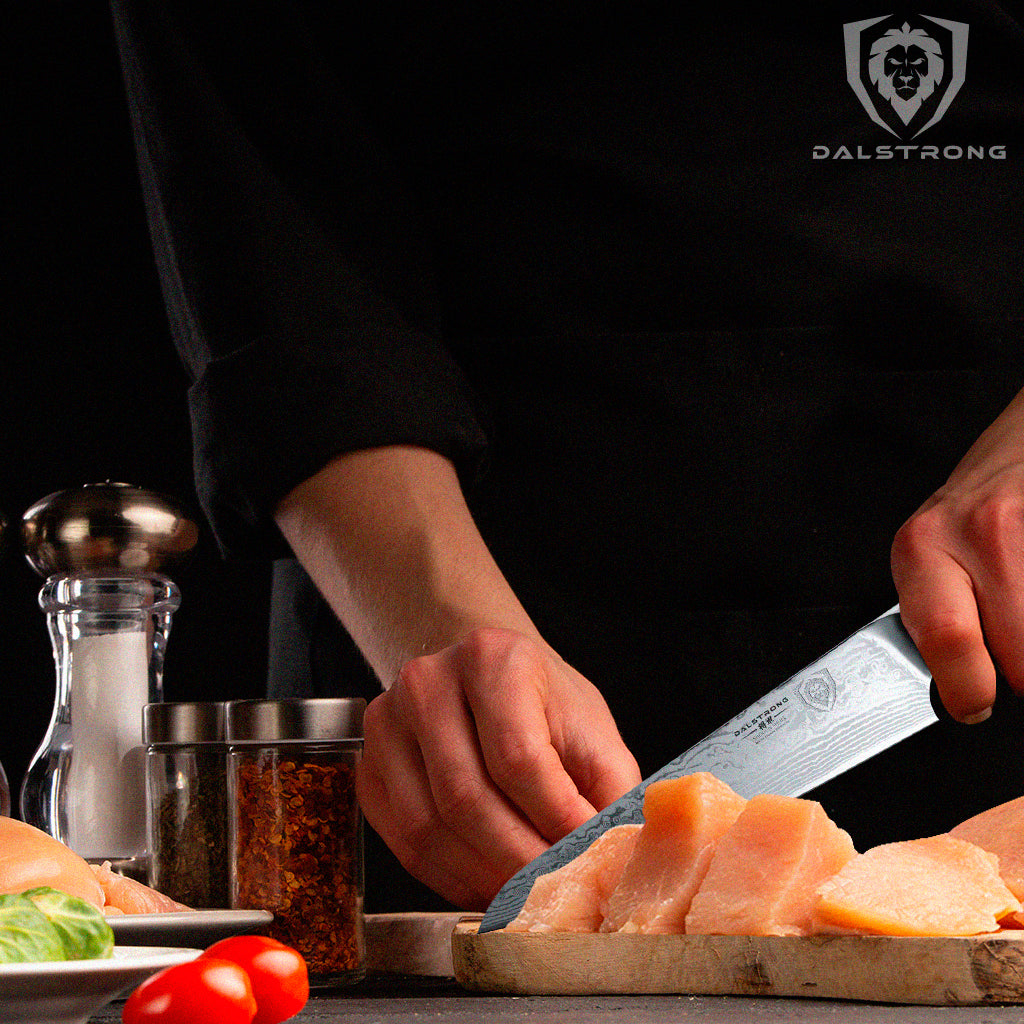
[479, 606, 934, 932]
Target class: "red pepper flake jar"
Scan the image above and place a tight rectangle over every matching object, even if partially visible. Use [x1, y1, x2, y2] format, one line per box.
[226, 698, 365, 986]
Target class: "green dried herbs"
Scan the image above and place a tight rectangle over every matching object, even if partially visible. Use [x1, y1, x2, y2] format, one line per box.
[150, 749, 229, 908]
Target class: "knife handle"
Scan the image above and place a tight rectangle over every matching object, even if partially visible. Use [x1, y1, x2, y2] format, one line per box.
[928, 671, 1015, 725]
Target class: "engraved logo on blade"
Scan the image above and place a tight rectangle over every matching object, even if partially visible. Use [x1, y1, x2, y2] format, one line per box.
[799, 668, 837, 712]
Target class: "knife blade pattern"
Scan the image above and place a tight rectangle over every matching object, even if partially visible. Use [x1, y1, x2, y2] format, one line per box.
[479, 608, 934, 932]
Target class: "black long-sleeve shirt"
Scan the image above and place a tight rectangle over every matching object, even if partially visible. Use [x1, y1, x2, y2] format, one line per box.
[110, 0, 1024, 848]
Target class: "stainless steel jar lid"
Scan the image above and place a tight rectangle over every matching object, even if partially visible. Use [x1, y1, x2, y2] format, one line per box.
[144, 701, 226, 745]
[225, 698, 365, 743]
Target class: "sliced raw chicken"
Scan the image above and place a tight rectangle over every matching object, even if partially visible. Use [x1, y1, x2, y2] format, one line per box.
[0, 817, 105, 908]
[506, 824, 641, 932]
[601, 772, 747, 933]
[90, 861, 189, 914]
[0, 816, 188, 914]
[950, 795, 1024, 924]
[812, 834, 1020, 936]
[685, 794, 856, 936]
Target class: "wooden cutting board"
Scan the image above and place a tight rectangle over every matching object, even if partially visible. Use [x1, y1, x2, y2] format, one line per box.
[452, 923, 1024, 1004]
[364, 912, 481, 976]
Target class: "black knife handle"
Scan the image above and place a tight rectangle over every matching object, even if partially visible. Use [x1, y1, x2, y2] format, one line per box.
[928, 671, 1017, 725]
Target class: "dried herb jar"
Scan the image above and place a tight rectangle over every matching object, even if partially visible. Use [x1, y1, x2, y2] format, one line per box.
[143, 701, 230, 908]
[226, 698, 365, 986]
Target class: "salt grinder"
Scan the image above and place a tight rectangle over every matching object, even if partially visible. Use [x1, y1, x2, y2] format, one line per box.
[19, 482, 198, 874]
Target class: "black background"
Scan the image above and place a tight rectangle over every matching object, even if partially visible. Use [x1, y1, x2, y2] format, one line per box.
[6, 5, 1024, 910]
[2, 7, 271, 812]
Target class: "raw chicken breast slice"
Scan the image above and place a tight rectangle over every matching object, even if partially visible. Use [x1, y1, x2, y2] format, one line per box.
[685, 794, 856, 936]
[0, 816, 189, 914]
[600, 772, 747, 934]
[91, 861, 189, 914]
[0, 817, 105, 908]
[950, 795, 1024, 925]
[506, 824, 641, 932]
[812, 834, 1021, 936]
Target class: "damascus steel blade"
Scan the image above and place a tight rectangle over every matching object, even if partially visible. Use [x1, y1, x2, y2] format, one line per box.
[479, 606, 934, 932]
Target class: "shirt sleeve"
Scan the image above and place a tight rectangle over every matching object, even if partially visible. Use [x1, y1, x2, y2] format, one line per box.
[108, 0, 489, 557]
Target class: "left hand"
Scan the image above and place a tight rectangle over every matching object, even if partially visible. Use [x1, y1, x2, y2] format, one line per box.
[356, 627, 641, 910]
[892, 387, 1024, 723]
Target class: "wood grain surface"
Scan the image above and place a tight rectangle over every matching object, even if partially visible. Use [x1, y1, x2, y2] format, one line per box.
[452, 923, 1024, 1004]
[365, 912, 481, 976]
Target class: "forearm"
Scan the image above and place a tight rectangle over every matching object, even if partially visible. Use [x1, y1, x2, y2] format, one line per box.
[274, 445, 541, 685]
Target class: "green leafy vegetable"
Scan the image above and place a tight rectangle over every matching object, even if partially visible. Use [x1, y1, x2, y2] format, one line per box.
[23, 887, 114, 960]
[0, 894, 66, 963]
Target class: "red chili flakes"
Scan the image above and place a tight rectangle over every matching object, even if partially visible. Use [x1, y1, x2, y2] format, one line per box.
[233, 749, 363, 979]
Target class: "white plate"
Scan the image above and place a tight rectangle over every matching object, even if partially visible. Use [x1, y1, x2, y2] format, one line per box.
[0, 946, 201, 1024]
[108, 909, 273, 947]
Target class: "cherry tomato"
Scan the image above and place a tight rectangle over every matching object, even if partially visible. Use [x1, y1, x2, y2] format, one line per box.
[122, 957, 257, 1024]
[200, 936, 309, 1024]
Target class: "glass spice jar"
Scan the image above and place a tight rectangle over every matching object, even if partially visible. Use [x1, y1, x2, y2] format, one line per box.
[226, 698, 365, 986]
[143, 701, 230, 908]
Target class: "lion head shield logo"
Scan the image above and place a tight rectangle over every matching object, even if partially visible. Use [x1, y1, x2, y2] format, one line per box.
[844, 14, 968, 139]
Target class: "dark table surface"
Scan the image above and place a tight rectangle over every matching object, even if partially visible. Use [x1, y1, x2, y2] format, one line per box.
[88, 975, 1024, 1023]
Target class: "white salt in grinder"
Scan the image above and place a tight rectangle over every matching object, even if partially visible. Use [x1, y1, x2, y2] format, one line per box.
[19, 482, 198, 877]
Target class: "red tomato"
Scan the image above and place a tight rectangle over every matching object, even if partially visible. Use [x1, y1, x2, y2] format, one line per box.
[200, 936, 309, 1024]
[122, 957, 257, 1024]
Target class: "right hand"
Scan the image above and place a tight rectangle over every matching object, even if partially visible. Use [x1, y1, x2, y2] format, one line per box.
[891, 386, 1024, 724]
[355, 627, 641, 910]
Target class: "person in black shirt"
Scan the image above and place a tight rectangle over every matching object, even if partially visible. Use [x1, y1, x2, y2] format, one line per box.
[109, 0, 1024, 909]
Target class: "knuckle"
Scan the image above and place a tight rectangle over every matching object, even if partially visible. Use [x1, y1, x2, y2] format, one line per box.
[574, 748, 638, 806]
[431, 769, 487, 826]
[396, 809, 435, 861]
[485, 736, 583, 837]
[392, 657, 442, 720]
[455, 627, 512, 675]
[962, 497, 1024, 563]
[908, 610, 978, 661]
[394, 655, 430, 692]
[891, 507, 945, 566]
[457, 627, 545, 683]
[361, 692, 388, 737]
[486, 729, 547, 786]
[359, 700, 394, 764]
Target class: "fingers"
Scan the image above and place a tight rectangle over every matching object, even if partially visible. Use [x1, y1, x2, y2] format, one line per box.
[892, 508, 998, 723]
[356, 688, 526, 910]
[959, 498, 1024, 695]
[549, 709, 642, 814]
[892, 393, 1024, 719]
[896, 576, 996, 724]
[461, 635, 610, 843]
[355, 628, 641, 909]
[393, 648, 552, 872]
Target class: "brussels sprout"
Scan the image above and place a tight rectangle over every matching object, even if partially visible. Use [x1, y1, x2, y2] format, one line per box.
[0, 894, 66, 963]
[22, 887, 114, 960]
